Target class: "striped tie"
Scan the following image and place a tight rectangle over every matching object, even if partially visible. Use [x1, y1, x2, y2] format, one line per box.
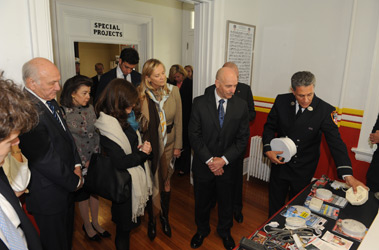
[0, 206, 27, 250]
[218, 99, 225, 127]
[46, 100, 64, 129]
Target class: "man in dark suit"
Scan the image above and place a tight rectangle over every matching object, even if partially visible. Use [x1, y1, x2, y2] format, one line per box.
[90, 62, 104, 99]
[262, 71, 366, 217]
[367, 114, 379, 192]
[95, 48, 141, 102]
[189, 67, 250, 250]
[204, 62, 255, 223]
[0, 77, 42, 250]
[19, 57, 83, 250]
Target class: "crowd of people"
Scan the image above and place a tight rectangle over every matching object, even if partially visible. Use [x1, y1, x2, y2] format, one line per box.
[0, 46, 370, 250]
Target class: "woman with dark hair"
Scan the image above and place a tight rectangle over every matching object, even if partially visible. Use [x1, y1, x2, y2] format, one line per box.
[60, 75, 110, 241]
[168, 64, 193, 176]
[95, 78, 152, 250]
[139, 59, 182, 240]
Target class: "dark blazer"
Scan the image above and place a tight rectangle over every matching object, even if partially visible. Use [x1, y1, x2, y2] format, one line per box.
[188, 90, 250, 181]
[204, 82, 256, 121]
[0, 168, 42, 250]
[366, 114, 379, 190]
[91, 75, 101, 99]
[262, 93, 353, 182]
[95, 67, 141, 102]
[19, 92, 81, 215]
[178, 78, 193, 147]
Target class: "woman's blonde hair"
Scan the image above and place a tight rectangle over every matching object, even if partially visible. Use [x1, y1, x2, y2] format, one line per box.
[168, 64, 188, 83]
[139, 58, 169, 101]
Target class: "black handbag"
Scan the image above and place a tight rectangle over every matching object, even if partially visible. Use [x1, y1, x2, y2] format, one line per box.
[84, 152, 131, 203]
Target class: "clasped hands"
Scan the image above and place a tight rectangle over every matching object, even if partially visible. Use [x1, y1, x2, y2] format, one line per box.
[138, 141, 152, 155]
[208, 157, 226, 176]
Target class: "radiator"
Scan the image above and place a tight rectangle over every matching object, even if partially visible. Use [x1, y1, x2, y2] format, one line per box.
[247, 136, 271, 182]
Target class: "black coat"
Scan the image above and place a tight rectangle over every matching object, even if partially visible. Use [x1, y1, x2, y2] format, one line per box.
[178, 78, 193, 147]
[366, 114, 379, 190]
[262, 93, 353, 182]
[0, 168, 42, 250]
[95, 67, 141, 102]
[19, 93, 81, 215]
[100, 126, 149, 228]
[204, 82, 256, 121]
[188, 90, 250, 182]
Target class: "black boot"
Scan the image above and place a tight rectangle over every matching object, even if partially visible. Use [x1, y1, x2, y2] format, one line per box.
[147, 195, 156, 241]
[160, 191, 172, 237]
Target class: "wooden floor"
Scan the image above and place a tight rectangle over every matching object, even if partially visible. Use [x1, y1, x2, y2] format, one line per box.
[72, 172, 269, 250]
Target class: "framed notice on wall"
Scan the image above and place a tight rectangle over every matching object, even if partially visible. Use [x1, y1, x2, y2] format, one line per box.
[225, 21, 256, 86]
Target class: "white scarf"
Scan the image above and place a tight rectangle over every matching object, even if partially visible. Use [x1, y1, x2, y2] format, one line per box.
[146, 84, 173, 146]
[95, 112, 152, 222]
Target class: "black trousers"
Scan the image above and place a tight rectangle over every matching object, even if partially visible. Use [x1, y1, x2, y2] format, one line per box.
[33, 201, 75, 250]
[268, 166, 310, 217]
[194, 176, 233, 237]
[233, 156, 244, 213]
[175, 146, 191, 174]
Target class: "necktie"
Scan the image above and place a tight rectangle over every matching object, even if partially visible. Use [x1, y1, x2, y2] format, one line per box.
[296, 107, 303, 119]
[123, 74, 127, 80]
[0, 206, 27, 250]
[46, 100, 64, 129]
[218, 99, 225, 127]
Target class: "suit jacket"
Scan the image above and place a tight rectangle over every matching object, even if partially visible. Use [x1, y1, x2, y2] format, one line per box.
[188, 90, 250, 182]
[204, 82, 256, 121]
[95, 67, 141, 102]
[91, 75, 101, 99]
[0, 168, 42, 250]
[366, 114, 379, 185]
[177, 78, 193, 147]
[262, 93, 353, 182]
[19, 92, 81, 215]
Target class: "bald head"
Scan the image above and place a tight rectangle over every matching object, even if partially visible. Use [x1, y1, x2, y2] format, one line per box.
[215, 67, 238, 99]
[22, 57, 61, 101]
[223, 62, 239, 79]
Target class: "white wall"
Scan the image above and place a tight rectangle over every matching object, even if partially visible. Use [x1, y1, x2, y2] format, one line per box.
[0, 0, 53, 84]
[52, 0, 183, 73]
[217, 0, 379, 110]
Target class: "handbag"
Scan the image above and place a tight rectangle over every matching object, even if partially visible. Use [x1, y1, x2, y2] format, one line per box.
[83, 152, 131, 203]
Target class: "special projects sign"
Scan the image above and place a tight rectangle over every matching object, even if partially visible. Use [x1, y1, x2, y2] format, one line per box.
[225, 21, 256, 86]
[91, 21, 124, 38]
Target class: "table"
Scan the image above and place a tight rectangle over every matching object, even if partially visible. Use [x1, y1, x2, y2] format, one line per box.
[236, 180, 379, 250]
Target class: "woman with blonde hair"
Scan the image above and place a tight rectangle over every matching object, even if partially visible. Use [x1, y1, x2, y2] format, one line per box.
[138, 59, 182, 240]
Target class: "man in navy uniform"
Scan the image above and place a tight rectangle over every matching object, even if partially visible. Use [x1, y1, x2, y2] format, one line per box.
[262, 71, 366, 217]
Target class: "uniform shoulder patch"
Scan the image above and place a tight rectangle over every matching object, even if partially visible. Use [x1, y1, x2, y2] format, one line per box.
[331, 111, 338, 125]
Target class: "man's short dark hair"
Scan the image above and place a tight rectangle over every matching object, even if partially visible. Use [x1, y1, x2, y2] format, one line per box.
[0, 75, 38, 141]
[120, 48, 139, 65]
[291, 71, 315, 90]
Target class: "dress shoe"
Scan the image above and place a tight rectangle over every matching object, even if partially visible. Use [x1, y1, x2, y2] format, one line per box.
[82, 225, 101, 241]
[91, 223, 111, 238]
[178, 171, 185, 176]
[190, 233, 208, 249]
[147, 220, 156, 241]
[220, 234, 235, 250]
[234, 211, 243, 223]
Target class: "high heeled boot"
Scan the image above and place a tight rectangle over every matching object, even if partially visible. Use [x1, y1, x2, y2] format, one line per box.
[160, 191, 172, 237]
[146, 195, 156, 241]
